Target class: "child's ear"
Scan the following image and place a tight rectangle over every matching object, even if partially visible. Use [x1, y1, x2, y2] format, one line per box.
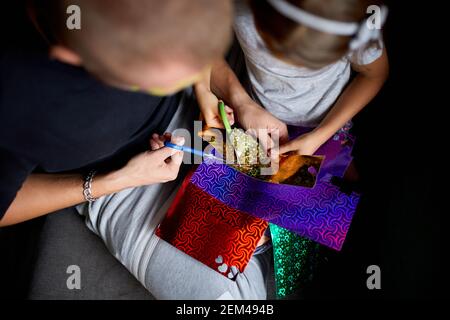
[49, 45, 82, 66]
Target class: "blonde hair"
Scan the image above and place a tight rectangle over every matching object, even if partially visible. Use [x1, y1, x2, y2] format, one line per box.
[33, 0, 232, 70]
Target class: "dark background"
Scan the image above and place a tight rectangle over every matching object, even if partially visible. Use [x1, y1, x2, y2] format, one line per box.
[0, 0, 444, 299]
[305, 0, 444, 298]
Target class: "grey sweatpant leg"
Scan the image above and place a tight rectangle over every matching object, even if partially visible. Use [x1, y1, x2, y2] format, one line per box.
[76, 178, 271, 300]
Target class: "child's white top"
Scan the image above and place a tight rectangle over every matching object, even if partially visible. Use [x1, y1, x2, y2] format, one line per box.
[234, 0, 384, 127]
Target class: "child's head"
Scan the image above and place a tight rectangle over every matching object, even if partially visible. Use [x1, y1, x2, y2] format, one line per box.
[31, 0, 232, 94]
[250, 0, 382, 69]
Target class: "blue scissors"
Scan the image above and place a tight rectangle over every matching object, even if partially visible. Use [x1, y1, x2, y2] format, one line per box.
[164, 141, 224, 162]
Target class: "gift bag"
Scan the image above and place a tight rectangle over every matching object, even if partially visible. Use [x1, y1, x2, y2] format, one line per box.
[156, 170, 268, 280]
[270, 223, 319, 298]
[191, 162, 359, 251]
[192, 123, 359, 251]
[157, 123, 358, 284]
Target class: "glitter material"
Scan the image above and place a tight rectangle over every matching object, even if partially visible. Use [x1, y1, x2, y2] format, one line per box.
[230, 128, 269, 166]
[204, 128, 325, 186]
[191, 163, 359, 251]
[156, 171, 268, 280]
[269, 124, 354, 298]
[193, 124, 358, 251]
[287, 124, 354, 180]
[158, 124, 355, 294]
[270, 223, 319, 298]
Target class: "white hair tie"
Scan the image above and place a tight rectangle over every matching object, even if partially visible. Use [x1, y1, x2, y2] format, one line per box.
[266, 0, 388, 50]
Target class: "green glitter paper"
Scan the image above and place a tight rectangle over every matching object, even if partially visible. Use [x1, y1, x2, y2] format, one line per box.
[270, 223, 319, 299]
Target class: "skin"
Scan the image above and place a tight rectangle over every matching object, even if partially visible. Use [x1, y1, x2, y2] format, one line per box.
[0, 45, 204, 227]
[1, 42, 388, 228]
[50, 45, 207, 95]
[195, 48, 389, 158]
[145, 131, 274, 250]
[280, 48, 389, 155]
[195, 58, 290, 157]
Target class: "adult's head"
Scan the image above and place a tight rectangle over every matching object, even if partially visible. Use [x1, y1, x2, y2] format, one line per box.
[30, 0, 233, 94]
[250, 0, 382, 69]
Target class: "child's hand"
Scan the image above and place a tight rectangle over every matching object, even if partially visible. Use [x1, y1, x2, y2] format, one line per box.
[201, 92, 235, 129]
[236, 102, 289, 155]
[279, 132, 323, 156]
[195, 83, 234, 129]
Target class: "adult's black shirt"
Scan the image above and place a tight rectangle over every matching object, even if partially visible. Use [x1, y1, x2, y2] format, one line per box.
[0, 2, 181, 219]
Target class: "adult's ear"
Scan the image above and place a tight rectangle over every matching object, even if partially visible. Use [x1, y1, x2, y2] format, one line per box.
[49, 45, 82, 66]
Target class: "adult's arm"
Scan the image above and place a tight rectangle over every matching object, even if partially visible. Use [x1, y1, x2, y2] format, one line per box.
[1, 172, 122, 226]
[0, 136, 185, 227]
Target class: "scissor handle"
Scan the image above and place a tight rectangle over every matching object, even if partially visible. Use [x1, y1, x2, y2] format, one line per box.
[218, 100, 232, 134]
[164, 141, 205, 158]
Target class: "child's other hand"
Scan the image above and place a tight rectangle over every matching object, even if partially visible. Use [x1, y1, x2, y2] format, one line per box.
[279, 132, 323, 156]
[236, 102, 289, 155]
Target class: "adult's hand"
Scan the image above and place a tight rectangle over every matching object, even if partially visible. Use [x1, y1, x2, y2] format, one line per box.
[0, 133, 185, 227]
[117, 134, 185, 188]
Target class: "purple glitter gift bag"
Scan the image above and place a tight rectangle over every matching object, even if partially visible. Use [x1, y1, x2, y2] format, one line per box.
[190, 163, 359, 251]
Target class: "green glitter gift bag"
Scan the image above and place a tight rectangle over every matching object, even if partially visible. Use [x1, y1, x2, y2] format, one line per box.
[270, 223, 320, 299]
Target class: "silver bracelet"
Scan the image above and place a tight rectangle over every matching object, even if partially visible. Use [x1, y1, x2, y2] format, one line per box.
[83, 170, 98, 202]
